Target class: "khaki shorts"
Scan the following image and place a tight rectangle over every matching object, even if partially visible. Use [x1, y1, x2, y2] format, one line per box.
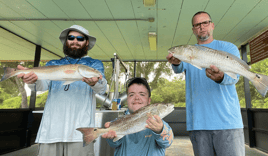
[38, 142, 94, 156]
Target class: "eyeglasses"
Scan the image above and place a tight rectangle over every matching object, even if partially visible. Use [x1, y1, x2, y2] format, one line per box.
[192, 20, 212, 29]
[67, 35, 86, 42]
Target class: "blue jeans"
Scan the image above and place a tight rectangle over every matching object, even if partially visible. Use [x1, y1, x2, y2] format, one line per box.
[189, 129, 245, 156]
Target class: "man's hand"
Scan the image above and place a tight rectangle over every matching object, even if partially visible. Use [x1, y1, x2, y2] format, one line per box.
[101, 122, 117, 139]
[206, 65, 224, 82]
[145, 115, 163, 134]
[17, 65, 38, 84]
[166, 53, 181, 65]
[82, 75, 102, 86]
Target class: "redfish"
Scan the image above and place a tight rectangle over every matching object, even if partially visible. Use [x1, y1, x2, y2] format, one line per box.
[77, 103, 174, 146]
[0, 64, 101, 85]
[168, 45, 268, 97]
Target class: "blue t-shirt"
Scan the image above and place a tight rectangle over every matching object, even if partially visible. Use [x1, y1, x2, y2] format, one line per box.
[172, 40, 243, 131]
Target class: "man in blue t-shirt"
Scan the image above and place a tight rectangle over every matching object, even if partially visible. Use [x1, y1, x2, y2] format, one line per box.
[102, 77, 173, 156]
[166, 11, 245, 156]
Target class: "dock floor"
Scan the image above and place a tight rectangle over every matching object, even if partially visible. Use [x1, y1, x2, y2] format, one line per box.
[2, 136, 268, 156]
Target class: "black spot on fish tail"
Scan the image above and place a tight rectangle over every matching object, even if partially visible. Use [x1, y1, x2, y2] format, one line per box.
[227, 56, 229, 58]
[94, 129, 97, 131]
[256, 74, 260, 79]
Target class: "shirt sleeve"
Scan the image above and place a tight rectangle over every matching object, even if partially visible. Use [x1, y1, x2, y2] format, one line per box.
[152, 120, 174, 148]
[88, 60, 107, 94]
[172, 63, 184, 74]
[106, 136, 124, 148]
[90, 78, 107, 94]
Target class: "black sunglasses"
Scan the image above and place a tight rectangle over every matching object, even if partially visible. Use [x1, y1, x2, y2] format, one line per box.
[67, 35, 86, 42]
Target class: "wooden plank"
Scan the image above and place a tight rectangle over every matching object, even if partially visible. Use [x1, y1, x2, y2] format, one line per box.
[79, 0, 138, 60]
[0, 44, 34, 60]
[223, 0, 268, 44]
[157, 0, 183, 59]
[105, 0, 144, 60]
[234, 17, 268, 47]
[27, 0, 70, 18]
[249, 29, 268, 64]
[0, 0, 45, 18]
[40, 49, 62, 61]
[130, 0, 157, 60]
[213, 0, 260, 41]
[172, 0, 209, 46]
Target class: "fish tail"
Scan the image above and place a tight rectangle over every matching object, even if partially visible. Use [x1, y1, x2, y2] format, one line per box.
[76, 127, 105, 146]
[251, 73, 268, 97]
[1, 67, 17, 82]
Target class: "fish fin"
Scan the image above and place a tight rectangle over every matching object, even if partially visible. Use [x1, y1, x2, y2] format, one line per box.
[113, 135, 125, 142]
[76, 127, 102, 146]
[63, 81, 75, 85]
[225, 72, 237, 79]
[251, 74, 268, 97]
[78, 65, 97, 78]
[1, 67, 17, 82]
[191, 64, 202, 70]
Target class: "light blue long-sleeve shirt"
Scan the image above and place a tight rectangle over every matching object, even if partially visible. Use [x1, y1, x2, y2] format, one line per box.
[172, 40, 243, 131]
[106, 110, 174, 156]
[31, 56, 107, 143]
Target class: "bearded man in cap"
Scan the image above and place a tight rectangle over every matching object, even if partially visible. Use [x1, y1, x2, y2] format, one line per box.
[17, 25, 107, 156]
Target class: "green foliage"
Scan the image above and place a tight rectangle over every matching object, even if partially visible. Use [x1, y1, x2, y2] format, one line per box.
[35, 91, 48, 108]
[174, 102, 186, 107]
[103, 62, 173, 91]
[236, 57, 268, 108]
[0, 92, 48, 109]
[0, 96, 23, 109]
[151, 78, 185, 104]
[0, 61, 34, 98]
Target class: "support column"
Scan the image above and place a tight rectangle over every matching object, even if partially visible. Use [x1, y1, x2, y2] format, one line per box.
[241, 44, 256, 147]
[134, 60, 136, 78]
[29, 45, 41, 110]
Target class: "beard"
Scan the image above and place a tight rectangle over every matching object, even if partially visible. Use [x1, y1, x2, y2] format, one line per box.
[63, 42, 88, 59]
[198, 34, 210, 41]
[196, 30, 213, 41]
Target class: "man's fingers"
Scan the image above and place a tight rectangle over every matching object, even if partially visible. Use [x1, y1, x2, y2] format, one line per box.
[154, 115, 162, 123]
[210, 65, 219, 73]
[17, 65, 28, 70]
[102, 130, 117, 139]
[206, 69, 213, 78]
[104, 122, 111, 128]
[166, 53, 173, 60]
[17, 73, 25, 78]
